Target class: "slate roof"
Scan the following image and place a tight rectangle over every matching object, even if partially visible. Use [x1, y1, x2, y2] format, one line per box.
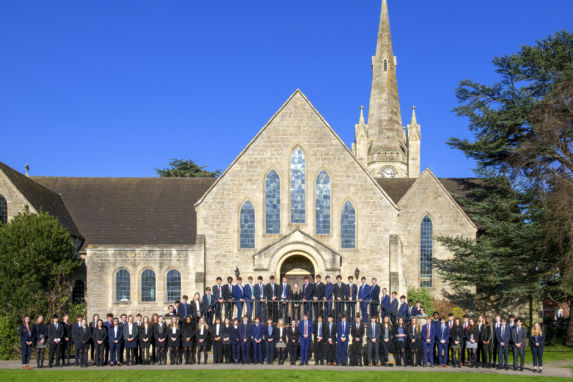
[376, 177, 482, 205]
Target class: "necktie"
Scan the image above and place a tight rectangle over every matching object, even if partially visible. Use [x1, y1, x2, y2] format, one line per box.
[271, 284, 274, 297]
[268, 327, 271, 336]
[501, 326, 505, 339]
[283, 284, 286, 298]
[219, 287, 222, 298]
[319, 324, 322, 337]
[83, 327, 86, 334]
[372, 323, 374, 335]
[427, 326, 430, 339]
[304, 321, 308, 336]
[251, 286, 254, 299]
[184, 304, 187, 317]
[260, 284, 264, 298]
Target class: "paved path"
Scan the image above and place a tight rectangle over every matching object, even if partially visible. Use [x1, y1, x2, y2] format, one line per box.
[1, 360, 572, 378]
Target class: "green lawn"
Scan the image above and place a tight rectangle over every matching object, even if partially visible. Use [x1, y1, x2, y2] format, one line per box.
[0, 370, 567, 382]
[524, 345, 573, 363]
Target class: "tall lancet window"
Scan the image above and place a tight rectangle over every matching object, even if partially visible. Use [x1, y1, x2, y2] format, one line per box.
[290, 148, 306, 223]
[315, 171, 331, 234]
[341, 201, 356, 249]
[0, 195, 6, 224]
[240, 201, 255, 248]
[420, 215, 433, 288]
[265, 170, 280, 234]
[384, 59, 388, 72]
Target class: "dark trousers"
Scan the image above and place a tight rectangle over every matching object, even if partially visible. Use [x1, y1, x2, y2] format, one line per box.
[478, 341, 486, 365]
[350, 341, 362, 365]
[240, 341, 250, 362]
[337, 341, 348, 365]
[394, 341, 405, 366]
[300, 338, 311, 363]
[197, 346, 208, 363]
[95, 343, 105, 366]
[513, 344, 525, 368]
[381, 340, 390, 363]
[438, 342, 448, 365]
[360, 303, 369, 323]
[265, 341, 274, 363]
[109, 342, 120, 364]
[80, 347, 89, 366]
[335, 301, 345, 321]
[279, 301, 289, 321]
[531, 346, 543, 367]
[213, 341, 223, 363]
[61, 340, 71, 365]
[245, 302, 253, 322]
[253, 341, 263, 363]
[224, 302, 233, 320]
[288, 344, 298, 364]
[498, 345, 508, 367]
[49, 343, 61, 366]
[369, 303, 379, 318]
[232, 342, 240, 363]
[268, 302, 278, 322]
[367, 340, 379, 364]
[304, 302, 313, 321]
[223, 344, 232, 363]
[255, 301, 265, 321]
[346, 301, 356, 319]
[74, 343, 81, 365]
[21, 343, 32, 365]
[326, 342, 336, 363]
[423, 340, 434, 365]
[324, 301, 332, 317]
[214, 302, 222, 320]
[314, 340, 325, 363]
[126, 347, 136, 364]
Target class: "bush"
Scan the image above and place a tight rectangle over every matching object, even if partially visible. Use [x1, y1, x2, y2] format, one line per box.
[452, 306, 465, 320]
[0, 315, 19, 360]
[407, 287, 434, 313]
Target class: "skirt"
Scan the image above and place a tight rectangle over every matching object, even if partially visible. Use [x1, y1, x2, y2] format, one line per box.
[466, 341, 477, 349]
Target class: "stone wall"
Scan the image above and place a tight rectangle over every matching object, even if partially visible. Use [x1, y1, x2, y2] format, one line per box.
[0, 170, 37, 221]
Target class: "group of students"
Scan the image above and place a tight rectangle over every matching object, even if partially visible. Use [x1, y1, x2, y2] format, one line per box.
[17, 274, 547, 374]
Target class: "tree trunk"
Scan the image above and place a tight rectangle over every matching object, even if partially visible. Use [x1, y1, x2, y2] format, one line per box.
[566, 299, 573, 346]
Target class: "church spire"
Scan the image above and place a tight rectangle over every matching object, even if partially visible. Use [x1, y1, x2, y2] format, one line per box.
[366, 0, 406, 178]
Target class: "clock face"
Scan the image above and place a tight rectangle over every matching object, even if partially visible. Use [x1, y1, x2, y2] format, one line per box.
[381, 167, 396, 178]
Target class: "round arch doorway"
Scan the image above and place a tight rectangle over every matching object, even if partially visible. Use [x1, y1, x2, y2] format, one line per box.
[279, 252, 315, 287]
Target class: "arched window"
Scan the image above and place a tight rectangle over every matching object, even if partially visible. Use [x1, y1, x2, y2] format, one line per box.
[265, 170, 280, 234]
[384, 59, 388, 72]
[115, 269, 130, 302]
[72, 280, 85, 304]
[420, 215, 433, 288]
[290, 148, 306, 223]
[166, 269, 181, 302]
[240, 201, 255, 248]
[141, 269, 156, 302]
[341, 201, 356, 249]
[315, 171, 331, 234]
[0, 195, 7, 224]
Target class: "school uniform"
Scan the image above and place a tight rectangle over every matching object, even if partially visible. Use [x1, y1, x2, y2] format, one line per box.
[350, 321, 364, 366]
[481, 324, 494, 367]
[287, 326, 300, 365]
[108, 325, 123, 366]
[223, 283, 234, 320]
[254, 282, 266, 321]
[212, 284, 224, 320]
[264, 324, 277, 364]
[298, 319, 314, 365]
[389, 298, 399, 326]
[323, 282, 334, 318]
[202, 294, 216, 326]
[33, 323, 48, 368]
[239, 322, 252, 363]
[291, 290, 302, 322]
[178, 302, 191, 322]
[76, 325, 91, 367]
[336, 320, 350, 365]
[302, 282, 315, 321]
[233, 284, 246, 319]
[333, 282, 346, 321]
[92, 327, 107, 366]
[370, 286, 381, 319]
[450, 325, 464, 367]
[393, 325, 407, 366]
[196, 324, 210, 364]
[19, 324, 35, 366]
[265, 282, 279, 322]
[72, 322, 83, 366]
[430, 318, 440, 365]
[358, 284, 371, 323]
[276, 326, 288, 364]
[530, 332, 545, 368]
[325, 321, 337, 365]
[231, 325, 241, 363]
[437, 323, 450, 366]
[495, 323, 510, 369]
[366, 321, 381, 365]
[313, 281, 325, 321]
[243, 284, 255, 322]
[251, 323, 264, 364]
[421, 323, 436, 366]
[124, 323, 139, 365]
[477, 322, 486, 366]
[313, 321, 325, 365]
[191, 300, 203, 323]
[48, 322, 65, 367]
[407, 324, 421, 366]
[511, 325, 527, 370]
[181, 322, 195, 364]
[406, 305, 418, 324]
[60, 322, 72, 366]
[222, 324, 233, 363]
[153, 323, 167, 365]
[278, 282, 292, 322]
[346, 283, 358, 319]
[211, 323, 223, 363]
[380, 323, 392, 364]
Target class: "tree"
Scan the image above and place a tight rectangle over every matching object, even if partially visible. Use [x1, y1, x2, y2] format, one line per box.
[155, 158, 221, 178]
[442, 30, 573, 344]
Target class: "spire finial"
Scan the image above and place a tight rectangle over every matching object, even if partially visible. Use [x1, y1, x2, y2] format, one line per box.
[24, 163, 30, 177]
[359, 106, 365, 124]
[410, 106, 417, 125]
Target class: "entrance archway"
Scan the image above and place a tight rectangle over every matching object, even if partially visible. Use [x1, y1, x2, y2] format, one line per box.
[279, 252, 315, 287]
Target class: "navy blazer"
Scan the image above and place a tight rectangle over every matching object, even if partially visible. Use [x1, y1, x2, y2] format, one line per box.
[421, 323, 437, 343]
[212, 284, 224, 301]
[389, 298, 399, 317]
[254, 283, 266, 301]
[337, 321, 350, 341]
[302, 283, 314, 300]
[264, 325, 277, 342]
[530, 332, 545, 348]
[398, 302, 408, 319]
[495, 324, 510, 345]
[202, 294, 216, 312]
[19, 325, 35, 346]
[109, 326, 123, 344]
[72, 322, 84, 345]
[324, 283, 334, 301]
[243, 284, 254, 301]
[358, 284, 371, 301]
[178, 302, 191, 320]
[233, 284, 246, 302]
[346, 283, 358, 300]
[298, 320, 314, 339]
[437, 324, 450, 342]
[47, 323, 64, 344]
[371, 286, 381, 304]
[239, 323, 251, 341]
[252, 323, 264, 341]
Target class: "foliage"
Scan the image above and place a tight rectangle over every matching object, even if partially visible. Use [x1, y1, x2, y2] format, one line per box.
[0, 315, 19, 360]
[451, 307, 465, 321]
[155, 158, 221, 178]
[407, 287, 434, 314]
[69, 303, 87, 321]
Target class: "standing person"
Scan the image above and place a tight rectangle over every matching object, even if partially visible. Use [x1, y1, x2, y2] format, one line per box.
[233, 277, 246, 320]
[461, 314, 469, 366]
[231, 318, 241, 363]
[47, 314, 64, 368]
[446, 313, 455, 366]
[239, 315, 252, 364]
[77, 319, 91, 368]
[302, 277, 314, 321]
[358, 277, 371, 324]
[89, 314, 99, 365]
[492, 314, 502, 366]
[134, 314, 143, 365]
[323, 276, 334, 319]
[325, 315, 337, 366]
[213, 277, 224, 321]
[333, 275, 346, 321]
[430, 312, 441, 366]
[313, 275, 325, 321]
[191, 292, 203, 324]
[196, 317, 210, 364]
[350, 314, 364, 366]
[92, 319, 107, 367]
[60, 314, 72, 367]
[421, 319, 436, 367]
[389, 291, 399, 326]
[407, 300, 417, 323]
[252, 317, 264, 364]
[279, 276, 292, 322]
[482, 316, 494, 368]
[370, 280, 381, 320]
[530, 322, 544, 374]
[254, 276, 266, 322]
[179, 295, 191, 322]
[211, 318, 223, 364]
[511, 318, 526, 371]
[33, 315, 48, 369]
[276, 318, 288, 365]
[153, 316, 167, 365]
[393, 317, 407, 367]
[72, 315, 84, 366]
[203, 287, 216, 327]
[407, 317, 421, 366]
[437, 317, 450, 367]
[19, 316, 35, 370]
[264, 318, 277, 365]
[223, 276, 235, 321]
[244, 276, 255, 322]
[313, 315, 325, 365]
[266, 276, 279, 322]
[222, 318, 232, 363]
[337, 314, 350, 366]
[366, 315, 381, 366]
[291, 283, 302, 322]
[508, 315, 516, 368]
[109, 318, 123, 367]
[495, 318, 510, 370]
[465, 319, 479, 368]
[298, 313, 314, 365]
[139, 316, 153, 365]
[124, 316, 139, 366]
[477, 315, 486, 367]
[287, 320, 300, 365]
[450, 318, 463, 368]
[181, 316, 195, 365]
[103, 313, 114, 365]
[398, 295, 408, 323]
[346, 276, 358, 320]
[380, 315, 392, 366]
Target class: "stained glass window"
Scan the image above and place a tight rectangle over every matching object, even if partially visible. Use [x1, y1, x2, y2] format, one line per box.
[420, 215, 433, 288]
[290, 148, 305, 223]
[341, 201, 356, 249]
[240, 201, 255, 248]
[315, 171, 331, 234]
[265, 170, 280, 234]
[141, 269, 156, 302]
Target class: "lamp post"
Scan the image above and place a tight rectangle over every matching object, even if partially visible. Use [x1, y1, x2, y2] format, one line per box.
[235, 267, 240, 279]
[354, 267, 360, 280]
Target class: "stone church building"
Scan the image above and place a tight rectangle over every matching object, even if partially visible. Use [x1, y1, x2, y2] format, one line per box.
[0, 1, 478, 317]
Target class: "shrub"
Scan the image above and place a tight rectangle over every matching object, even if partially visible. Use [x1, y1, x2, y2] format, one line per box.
[0, 315, 19, 360]
[407, 287, 434, 313]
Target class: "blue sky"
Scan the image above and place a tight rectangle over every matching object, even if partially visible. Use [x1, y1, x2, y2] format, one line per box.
[1, 0, 571, 178]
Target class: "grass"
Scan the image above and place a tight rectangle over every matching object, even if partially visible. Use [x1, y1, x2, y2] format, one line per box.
[524, 345, 573, 363]
[0, 370, 568, 382]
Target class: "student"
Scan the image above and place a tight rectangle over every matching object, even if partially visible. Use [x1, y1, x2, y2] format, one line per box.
[482, 316, 494, 368]
[333, 276, 346, 321]
[252, 317, 264, 364]
[233, 277, 246, 320]
[196, 317, 210, 364]
[254, 276, 266, 322]
[381, 315, 392, 366]
[313, 315, 325, 365]
[508, 315, 516, 368]
[223, 276, 235, 320]
[461, 314, 469, 365]
[323, 276, 334, 318]
[407, 300, 417, 323]
[72, 315, 83, 367]
[222, 318, 232, 363]
[450, 318, 463, 368]
[346, 276, 358, 319]
[465, 319, 480, 368]
[398, 295, 408, 323]
[182, 316, 195, 365]
[60, 314, 72, 367]
[446, 313, 455, 365]
[298, 313, 314, 365]
[492, 314, 502, 366]
[389, 291, 399, 326]
[291, 283, 302, 322]
[203, 287, 216, 327]
[370, 280, 381, 319]
[213, 277, 225, 321]
[77, 319, 91, 368]
[477, 315, 486, 367]
[313, 275, 325, 322]
[287, 320, 300, 365]
[118, 313, 128, 364]
[239, 315, 252, 364]
[124, 316, 139, 366]
[350, 314, 364, 366]
[511, 318, 526, 371]
[430, 311, 440, 365]
[211, 317, 223, 364]
[266, 276, 279, 322]
[231, 318, 241, 363]
[34, 315, 48, 369]
[495, 318, 510, 370]
[325, 315, 337, 365]
[264, 318, 277, 364]
[421, 319, 436, 367]
[302, 277, 314, 321]
[92, 319, 107, 367]
[89, 314, 100, 366]
[135, 313, 143, 365]
[407, 317, 421, 366]
[244, 276, 255, 322]
[103, 313, 114, 365]
[437, 317, 450, 367]
[153, 316, 167, 365]
[358, 277, 371, 324]
[139, 316, 153, 365]
[337, 314, 350, 366]
[109, 318, 123, 367]
[530, 322, 544, 374]
[19, 316, 35, 370]
[179, 295, 191, 322]
[48, 314, 64, 368]
[393, 317, 407, 367]
[279, 276, 292, 322]
[191, 292, 203, 323]
[276, 318, 288, 365]
[366, 315, 381, 366]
